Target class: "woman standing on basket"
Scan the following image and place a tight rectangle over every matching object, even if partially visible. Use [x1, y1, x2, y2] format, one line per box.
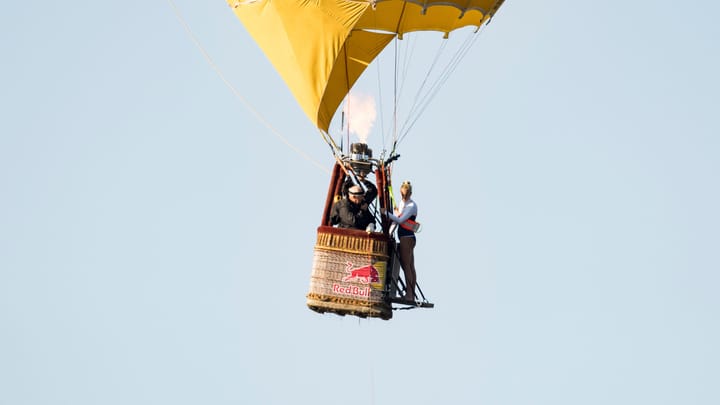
[386, 181, 418, 302]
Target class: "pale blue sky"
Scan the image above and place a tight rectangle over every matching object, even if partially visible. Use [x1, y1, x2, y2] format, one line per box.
[2, 1, 719, 404]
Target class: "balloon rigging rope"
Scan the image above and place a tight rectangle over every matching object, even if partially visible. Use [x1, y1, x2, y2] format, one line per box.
[168, 0, 329, 174]
[375, 54, 386, 153]
[398, 38, 450, 139]
[396, 25, 487, 145]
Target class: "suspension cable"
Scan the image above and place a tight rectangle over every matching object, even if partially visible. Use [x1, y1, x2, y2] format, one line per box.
[168, 0, 329, 174]
[399, 38, 450, 134]
[391, 24, 488, 146]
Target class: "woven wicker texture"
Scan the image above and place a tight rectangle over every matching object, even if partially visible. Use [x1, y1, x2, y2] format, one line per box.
[307, 228, 392, 320]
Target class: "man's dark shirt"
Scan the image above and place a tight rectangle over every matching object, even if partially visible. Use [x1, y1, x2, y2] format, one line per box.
[330, 198, 374, 230]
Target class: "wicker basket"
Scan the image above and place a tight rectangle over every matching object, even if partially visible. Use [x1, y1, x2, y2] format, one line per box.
[306, 226, 392, 320]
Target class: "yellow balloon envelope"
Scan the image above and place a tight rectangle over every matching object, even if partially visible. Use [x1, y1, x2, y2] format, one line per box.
[228, 0, 505, 133]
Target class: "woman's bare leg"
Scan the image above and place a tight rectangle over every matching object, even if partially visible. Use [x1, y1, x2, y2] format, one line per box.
[399, 237, 417, 301]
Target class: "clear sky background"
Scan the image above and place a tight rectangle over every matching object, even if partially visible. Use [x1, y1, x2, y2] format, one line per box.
[2, 1, 719, 404]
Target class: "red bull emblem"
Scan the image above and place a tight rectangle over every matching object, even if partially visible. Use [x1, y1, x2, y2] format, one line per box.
[341, 261, 379, 284]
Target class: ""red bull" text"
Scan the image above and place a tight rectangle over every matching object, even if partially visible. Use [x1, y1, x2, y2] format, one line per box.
[332, 283, 370, 297]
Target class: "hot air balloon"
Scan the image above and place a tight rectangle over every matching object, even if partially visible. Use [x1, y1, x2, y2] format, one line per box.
[228, 0, 505, 319]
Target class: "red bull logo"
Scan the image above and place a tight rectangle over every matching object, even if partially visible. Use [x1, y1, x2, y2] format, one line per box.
[331, 260, 385, 299]
[341, 261, 379, 284]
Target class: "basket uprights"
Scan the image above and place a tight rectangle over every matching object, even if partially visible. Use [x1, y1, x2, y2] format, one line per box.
[320, 163, 345, 226]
